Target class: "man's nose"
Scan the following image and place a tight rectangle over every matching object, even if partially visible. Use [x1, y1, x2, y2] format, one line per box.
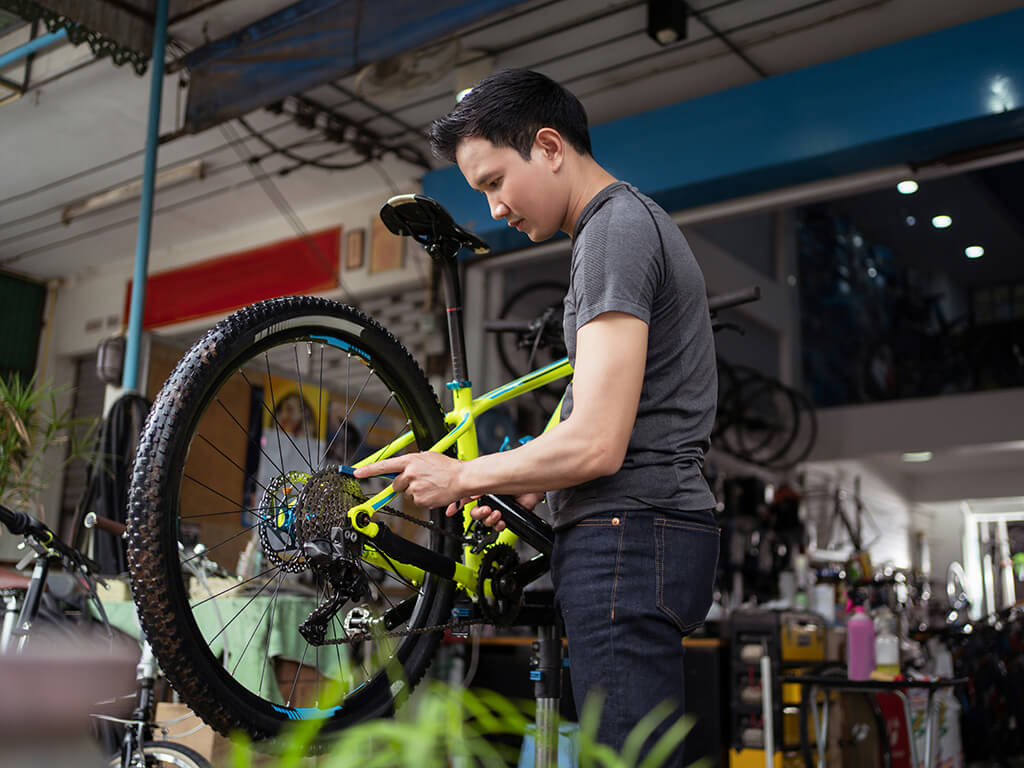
[489, 199, 509, 220]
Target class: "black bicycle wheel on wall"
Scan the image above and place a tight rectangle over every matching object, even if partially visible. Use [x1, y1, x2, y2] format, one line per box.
[127, 297, 454, 748]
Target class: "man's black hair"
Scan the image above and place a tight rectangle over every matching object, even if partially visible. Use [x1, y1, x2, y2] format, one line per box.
[429, 69, 592, 163]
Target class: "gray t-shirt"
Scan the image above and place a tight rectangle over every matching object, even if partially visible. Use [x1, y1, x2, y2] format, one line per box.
[546, 182, 717, 530]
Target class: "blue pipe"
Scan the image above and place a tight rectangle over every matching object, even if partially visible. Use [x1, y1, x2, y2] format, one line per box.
[0, 28, 67, 71]
[122, 0, 169, 393]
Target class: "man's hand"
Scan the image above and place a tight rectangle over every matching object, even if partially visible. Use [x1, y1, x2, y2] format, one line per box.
[445, 492, 546, 532]
[354, 452, 464, 508]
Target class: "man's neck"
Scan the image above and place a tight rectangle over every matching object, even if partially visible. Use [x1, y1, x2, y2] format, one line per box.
[562, 159, 619, 237]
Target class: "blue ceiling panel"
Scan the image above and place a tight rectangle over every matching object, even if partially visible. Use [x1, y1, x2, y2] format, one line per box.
[183, 0, 524, 133]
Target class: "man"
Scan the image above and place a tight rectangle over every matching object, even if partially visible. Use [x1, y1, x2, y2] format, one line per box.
[356, 69, 719, 763]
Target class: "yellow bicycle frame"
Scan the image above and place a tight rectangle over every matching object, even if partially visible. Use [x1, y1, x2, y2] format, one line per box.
[346, 356, 571, 597]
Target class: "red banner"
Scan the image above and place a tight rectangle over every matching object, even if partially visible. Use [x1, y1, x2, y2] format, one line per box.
[124, 228, 340, 329]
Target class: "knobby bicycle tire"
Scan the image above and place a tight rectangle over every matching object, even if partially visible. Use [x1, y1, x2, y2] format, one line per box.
[111, 740, 213, 768]
[127, 297, 455, 748]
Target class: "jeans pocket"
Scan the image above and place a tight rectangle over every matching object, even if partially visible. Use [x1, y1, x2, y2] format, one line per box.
[654, 517, 720, 636]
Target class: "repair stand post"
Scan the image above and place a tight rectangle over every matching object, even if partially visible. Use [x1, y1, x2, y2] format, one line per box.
[122, 0, 169, 393]
[531, 623, 562, 768]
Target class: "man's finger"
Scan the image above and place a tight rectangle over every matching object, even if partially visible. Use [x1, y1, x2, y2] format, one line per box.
[354, 456, 408, 478]
[470, 505, 492, 520]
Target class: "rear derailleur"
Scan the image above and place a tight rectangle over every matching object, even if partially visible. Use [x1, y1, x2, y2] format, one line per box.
[298, 525, 369, 646]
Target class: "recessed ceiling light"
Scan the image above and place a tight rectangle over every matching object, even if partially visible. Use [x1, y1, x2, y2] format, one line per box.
[897, 180, 919, 194]
[965, 245, 984, 259]
[905, 215, 916, 226]
[902, 451, 933, 463]
[931, 215, 952, 229]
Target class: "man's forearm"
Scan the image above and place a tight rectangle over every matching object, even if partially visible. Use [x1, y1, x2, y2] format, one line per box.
[457, 418, 618, 498]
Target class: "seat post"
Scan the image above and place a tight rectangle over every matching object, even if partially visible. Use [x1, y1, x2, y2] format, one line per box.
[429, 240, 470, 387]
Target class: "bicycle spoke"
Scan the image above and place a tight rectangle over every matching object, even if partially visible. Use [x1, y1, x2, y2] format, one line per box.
[263, 356, 287, 475]
[315, 581, 323, 706]
[231, 571, 284, 678]
[190, 565, 282, 609]
[294, 343, 314, 471]
[247, 361, 315, 475]
[206, 567, 280, 647]
[180, 523, 259, 566]
[257, 572, 284, 698]
[214, 395, 289, 483]
[180, 506, 270, 521]
[195, 432, 285, 507]
[182, 473, 271, 524]
[287, 630, 314, 707]
[320, 360, 374, 469]
[348, 392, 396, 462]
[317, 344, 325, 468]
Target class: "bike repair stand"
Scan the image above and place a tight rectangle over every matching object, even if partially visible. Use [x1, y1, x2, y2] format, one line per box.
[530, 623, 564, 768]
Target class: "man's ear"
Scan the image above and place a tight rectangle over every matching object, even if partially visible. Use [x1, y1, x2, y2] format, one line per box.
[534, 127, 564, 171]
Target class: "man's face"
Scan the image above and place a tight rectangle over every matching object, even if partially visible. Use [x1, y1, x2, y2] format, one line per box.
[455, 136, 566, 242]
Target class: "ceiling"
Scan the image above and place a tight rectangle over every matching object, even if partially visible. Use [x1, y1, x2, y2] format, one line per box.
[2, 0, 1022, 282]
[823, 155, 1024, 292]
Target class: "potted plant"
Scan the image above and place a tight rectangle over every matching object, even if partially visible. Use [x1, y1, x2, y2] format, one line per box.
[0, 373, 97, 523]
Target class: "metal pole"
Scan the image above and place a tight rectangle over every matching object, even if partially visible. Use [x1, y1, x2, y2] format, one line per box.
[0, 28, 67, 71]
[122, 0, 169, 392]
[760, 651, 774, 767]
[532, 624, 562, 768]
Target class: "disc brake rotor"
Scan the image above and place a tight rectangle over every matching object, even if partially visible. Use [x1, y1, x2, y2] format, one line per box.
[258, 470, 310, 573]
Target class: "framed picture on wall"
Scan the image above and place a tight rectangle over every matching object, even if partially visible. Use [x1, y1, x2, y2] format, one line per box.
[346, 228, 365, 270]
[370, 216, 404, 274]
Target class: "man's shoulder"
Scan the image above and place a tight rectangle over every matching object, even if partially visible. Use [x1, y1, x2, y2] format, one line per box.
[575, 184, 662, 249]
[590, 183, 655, 221]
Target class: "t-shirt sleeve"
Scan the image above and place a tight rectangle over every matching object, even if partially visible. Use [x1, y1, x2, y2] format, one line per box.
[570, 197, 663, 328]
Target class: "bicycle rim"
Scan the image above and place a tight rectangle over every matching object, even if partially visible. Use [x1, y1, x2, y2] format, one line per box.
[128, 297, 455, 745]
[112, 741, 213, 768]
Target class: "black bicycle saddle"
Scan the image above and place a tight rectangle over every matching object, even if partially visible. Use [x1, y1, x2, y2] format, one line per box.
[379, 194, 490, 256]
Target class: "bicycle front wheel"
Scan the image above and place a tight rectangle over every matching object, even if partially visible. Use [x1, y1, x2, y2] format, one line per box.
[128, 297, 455, 747]
[113, 741, 213, 768]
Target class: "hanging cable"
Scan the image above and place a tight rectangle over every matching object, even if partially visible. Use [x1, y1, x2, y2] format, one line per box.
[219, 120, 355, 303]
[71, 392, 150, 575]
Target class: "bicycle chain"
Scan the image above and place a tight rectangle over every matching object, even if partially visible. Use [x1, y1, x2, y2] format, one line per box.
[371, 502, 465, 542]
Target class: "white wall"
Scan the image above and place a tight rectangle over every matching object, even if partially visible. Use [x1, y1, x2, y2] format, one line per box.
[49, 181, 426, 359]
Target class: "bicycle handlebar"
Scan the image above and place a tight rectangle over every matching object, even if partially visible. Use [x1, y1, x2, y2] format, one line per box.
[483, 319, 540, 332]
[708, 285, 761, 314]
[0, 502, 97, 571]
[84, 511, 127, 538]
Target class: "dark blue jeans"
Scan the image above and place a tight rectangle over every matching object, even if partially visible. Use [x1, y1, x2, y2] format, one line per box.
[551, 509, 719, 766]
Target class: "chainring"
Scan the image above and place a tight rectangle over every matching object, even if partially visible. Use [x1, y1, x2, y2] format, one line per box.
[477, 543, 522, 626]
